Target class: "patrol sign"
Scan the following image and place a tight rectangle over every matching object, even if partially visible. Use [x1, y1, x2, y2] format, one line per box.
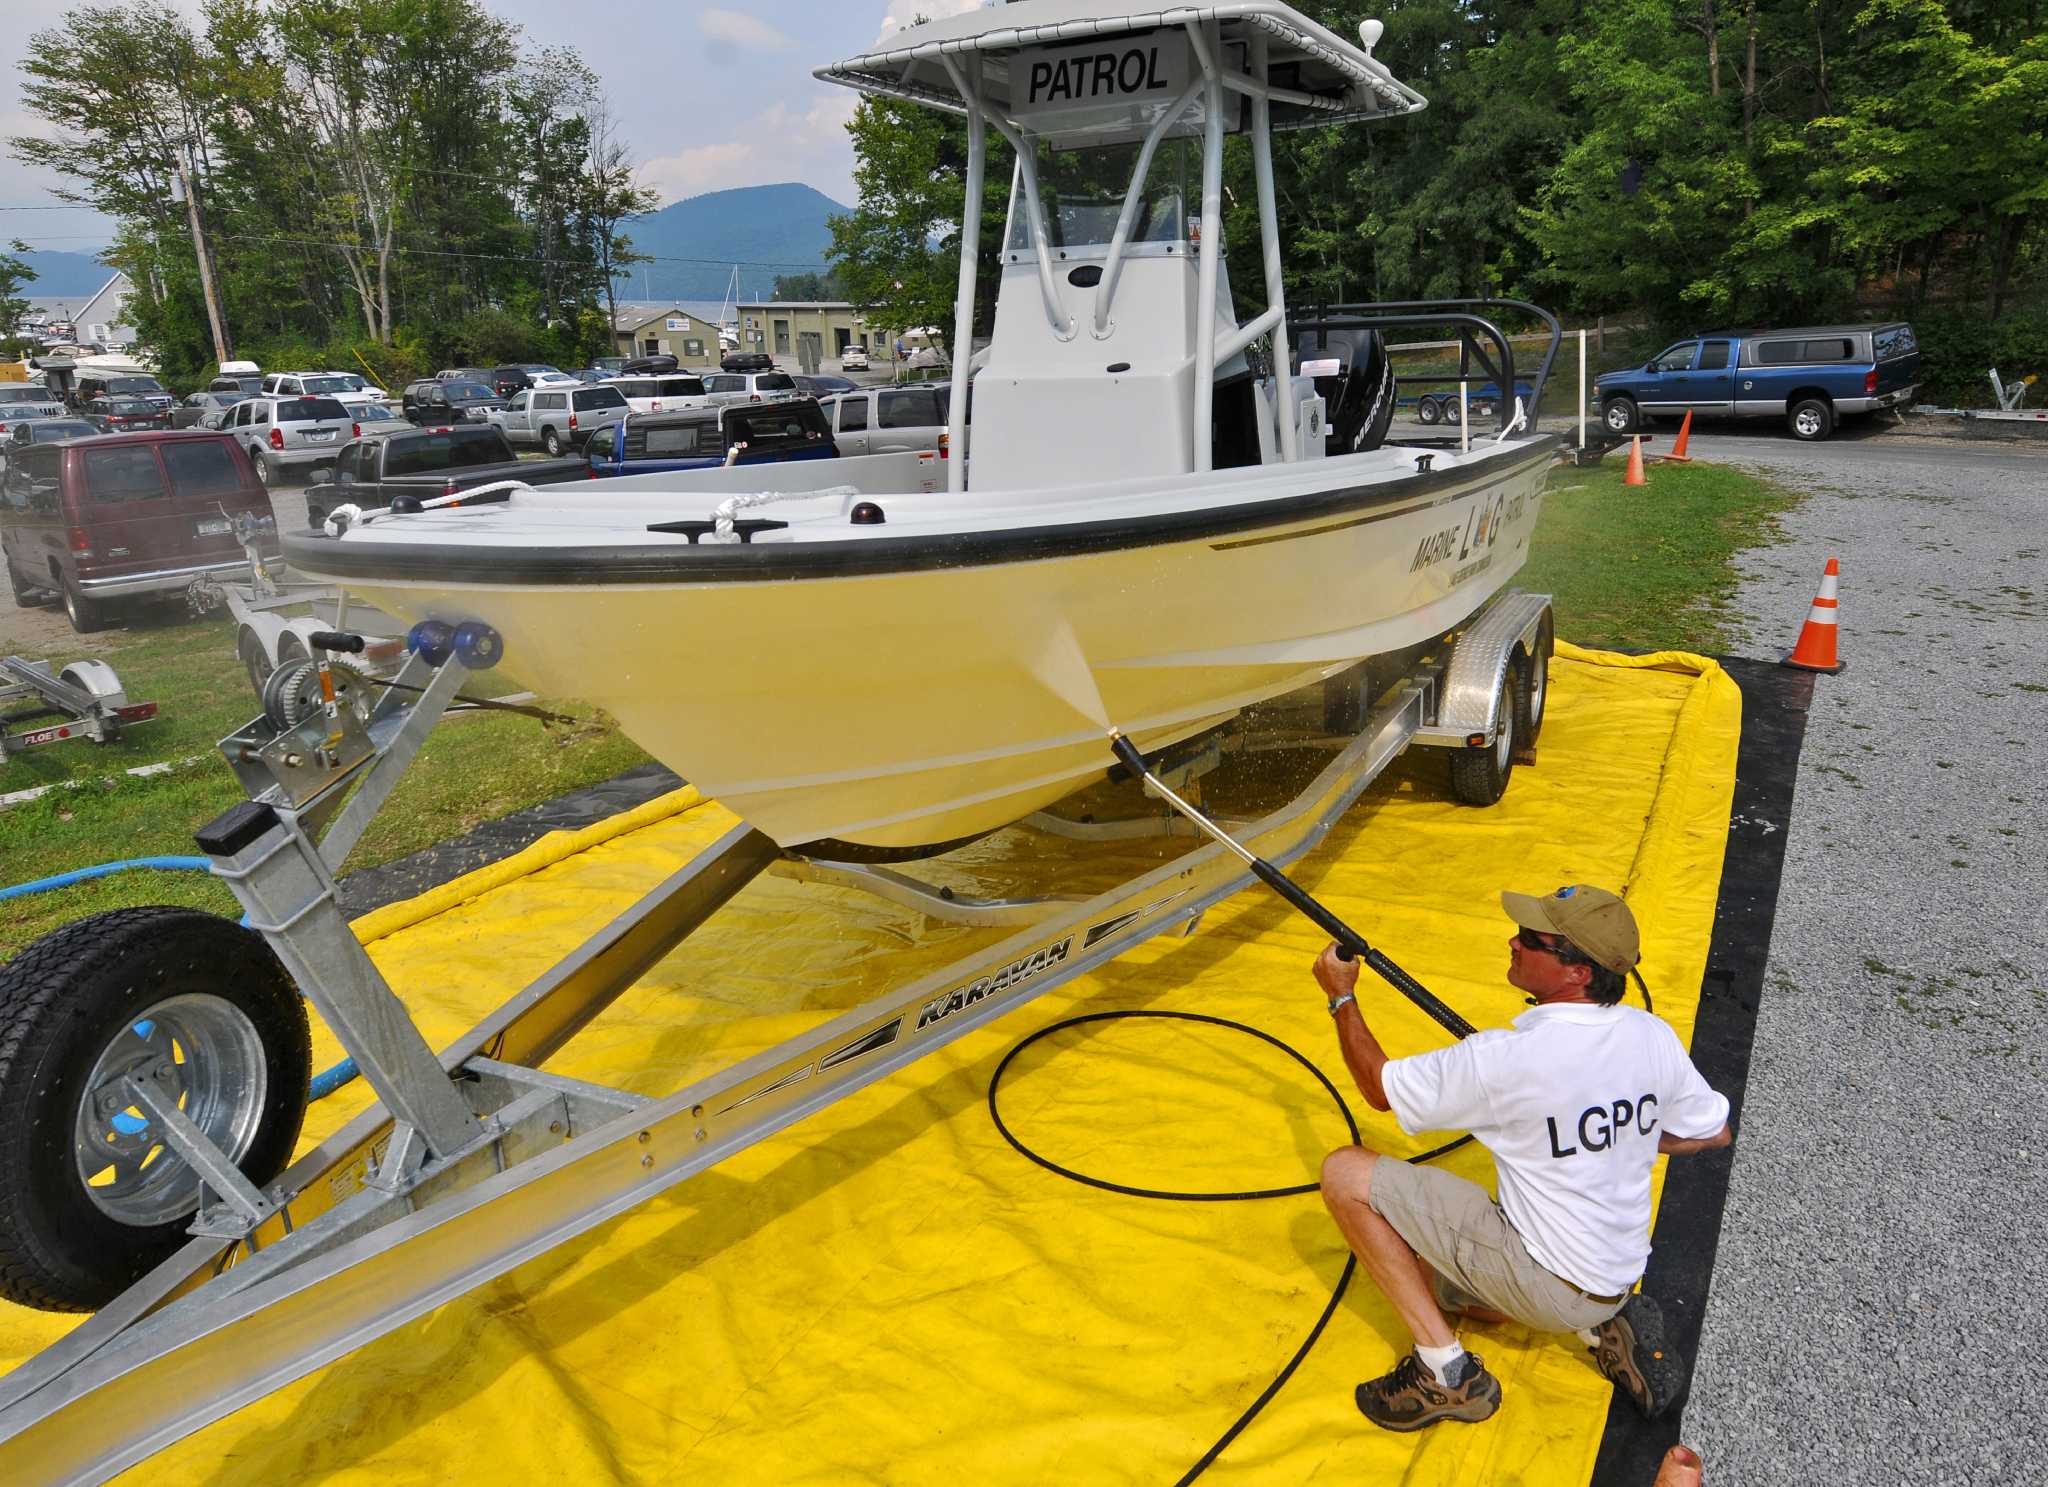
[1009, 32, 1213, 144]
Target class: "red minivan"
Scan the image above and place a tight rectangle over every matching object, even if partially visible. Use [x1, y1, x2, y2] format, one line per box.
[0, 431, 278, 633]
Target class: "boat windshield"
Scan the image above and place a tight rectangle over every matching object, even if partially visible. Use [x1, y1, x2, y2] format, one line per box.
[1005, 137, 1193, 253]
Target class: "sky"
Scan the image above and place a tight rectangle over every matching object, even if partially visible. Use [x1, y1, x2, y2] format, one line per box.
[0, 0, 995, 256]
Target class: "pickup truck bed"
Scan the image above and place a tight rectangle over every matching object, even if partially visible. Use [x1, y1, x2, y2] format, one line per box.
[304, 424, 586, 526]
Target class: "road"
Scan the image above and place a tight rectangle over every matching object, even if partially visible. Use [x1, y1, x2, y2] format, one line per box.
[1673, 427, 2047, 1483]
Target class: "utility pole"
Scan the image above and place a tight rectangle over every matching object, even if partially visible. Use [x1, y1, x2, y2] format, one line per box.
[174, 142, 231, 366]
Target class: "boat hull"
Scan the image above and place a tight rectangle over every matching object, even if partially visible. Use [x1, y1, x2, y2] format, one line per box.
[293, 441, 1554, 849]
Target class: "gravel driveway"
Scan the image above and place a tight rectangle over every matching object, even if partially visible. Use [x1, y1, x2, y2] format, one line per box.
[1674, 424, 2048, 1483]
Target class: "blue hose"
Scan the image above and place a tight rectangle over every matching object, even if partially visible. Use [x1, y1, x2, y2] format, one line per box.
[2, 855, 360, 1101]
[0, 856, 212, 902]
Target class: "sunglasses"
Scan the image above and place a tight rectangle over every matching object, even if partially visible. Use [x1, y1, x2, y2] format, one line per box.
[1515, 926, 1584, 961]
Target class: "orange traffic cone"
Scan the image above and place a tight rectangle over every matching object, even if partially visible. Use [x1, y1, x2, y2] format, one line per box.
[1783, 558, 1846, 673]
[1623, 436, 1647, 486]
[1663, 410, 1695, 462]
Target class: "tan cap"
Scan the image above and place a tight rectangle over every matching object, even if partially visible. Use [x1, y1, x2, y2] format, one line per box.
[1501, 885, 1641, 975]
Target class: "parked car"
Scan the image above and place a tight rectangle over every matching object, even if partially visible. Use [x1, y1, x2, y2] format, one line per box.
[794, 373, 859, 397]
[620, 354, 679, 375]
[814, 385, 966, 457]
[602, 374, 713, 417]
[0, 383, 71, 435]
[839, 346, 870, 372]
[261, 371, 383, 413]
[588, 399, 838, 476]
[209, 359, 264, 396]
[436, 367, 495, 383]
[350, 402, 409, 441]
[73, 372, 173, 415]
[720, 350, 775, 373]
[402, 378, 505, 424]
[305, 424, 588, 527]
[489, 363, 563, 398]
[488, 383, 629, 454]
[0, 417, 101, 481]
[702, 370, 802, 407]
[1596, 322, 1920, 442]
[327, 371, 389, 402]
[1, 430, 276, 632]
[173, 390, 252, 429]
[80, 396, 171, 432]
[591, 356, 629, 375]
[222, 394, 355, 485]
[567, 369, 608, 383]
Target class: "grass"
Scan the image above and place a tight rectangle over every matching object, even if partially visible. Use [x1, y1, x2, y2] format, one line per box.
[1, 606, 651, 958]
[1521, 460, 1798, 653]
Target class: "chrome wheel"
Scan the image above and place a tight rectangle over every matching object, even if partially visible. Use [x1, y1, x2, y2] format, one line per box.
[1794, 407, 1823, 438]
[74, 994, 268, 1228]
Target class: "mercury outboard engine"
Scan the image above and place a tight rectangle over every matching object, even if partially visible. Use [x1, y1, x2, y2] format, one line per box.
[1294, 328, 1397, 455]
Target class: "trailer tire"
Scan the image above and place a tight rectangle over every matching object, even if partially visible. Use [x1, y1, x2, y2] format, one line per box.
[1514, 614, 1555, 757]
[0, 908, 310, 1311]
[1448, 653, 1523, 807]
[239, 628, 275, 696]
[1416, 397, 1441, 425]
[7, 559, 53, 608]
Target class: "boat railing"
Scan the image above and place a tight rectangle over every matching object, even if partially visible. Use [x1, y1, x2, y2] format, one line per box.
[1292, 298, 1564, 434]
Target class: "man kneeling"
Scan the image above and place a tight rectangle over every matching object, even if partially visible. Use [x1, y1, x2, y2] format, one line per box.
[1315, 885, 1732, 1431]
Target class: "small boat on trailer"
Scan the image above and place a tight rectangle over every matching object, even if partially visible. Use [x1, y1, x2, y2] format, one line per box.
[0, 7, 1568, 1476]
[287, 0, 1559, 857]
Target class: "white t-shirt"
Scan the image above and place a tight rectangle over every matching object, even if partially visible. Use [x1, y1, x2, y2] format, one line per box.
[1380, 1001, 1730, 1295]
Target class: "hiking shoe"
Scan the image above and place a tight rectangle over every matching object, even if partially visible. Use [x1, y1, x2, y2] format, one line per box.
[1589, 1293, 1689, 1419]
[1355, 1350, 1502, 1432]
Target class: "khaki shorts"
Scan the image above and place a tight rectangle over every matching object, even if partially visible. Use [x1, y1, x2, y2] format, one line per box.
[1367, 1157, 1627, 1335]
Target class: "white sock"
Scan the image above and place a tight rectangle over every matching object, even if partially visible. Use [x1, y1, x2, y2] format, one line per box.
[1415, 1339, 1468, 1387]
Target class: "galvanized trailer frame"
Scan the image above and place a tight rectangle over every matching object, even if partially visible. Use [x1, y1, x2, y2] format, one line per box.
[0, 590, 1552, 1484]
[0, 656, 155, 763]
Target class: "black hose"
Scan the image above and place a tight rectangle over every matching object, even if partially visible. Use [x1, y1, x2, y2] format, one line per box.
[986, 1009, 1474, 1484]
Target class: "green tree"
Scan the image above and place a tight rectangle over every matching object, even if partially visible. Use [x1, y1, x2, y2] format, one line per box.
[0, 242, 35, 340]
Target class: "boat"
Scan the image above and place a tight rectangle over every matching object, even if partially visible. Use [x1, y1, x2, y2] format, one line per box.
[285, 1, 1559, 856]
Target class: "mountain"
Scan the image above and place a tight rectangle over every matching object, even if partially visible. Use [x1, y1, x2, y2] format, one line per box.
[12, 248, 115, 299]
[620, 183, 849, 302]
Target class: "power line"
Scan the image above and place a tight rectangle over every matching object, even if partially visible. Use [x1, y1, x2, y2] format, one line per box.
[7, 229, 831, 272]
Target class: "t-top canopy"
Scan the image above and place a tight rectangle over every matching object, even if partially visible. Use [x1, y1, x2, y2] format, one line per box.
[816, 1, 1425, 134]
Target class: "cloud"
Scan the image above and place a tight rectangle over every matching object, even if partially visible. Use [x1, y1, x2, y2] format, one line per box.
[640, 93, 860, 205]
[875, 0, 993, 47]
[698, 9, 792, 51]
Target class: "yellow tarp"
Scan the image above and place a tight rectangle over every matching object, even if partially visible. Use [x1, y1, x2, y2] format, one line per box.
[0, 643, 1743, 1485]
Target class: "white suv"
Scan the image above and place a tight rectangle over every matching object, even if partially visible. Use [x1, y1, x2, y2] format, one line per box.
[702, 371, 803, 407]
[262, 371, 381, 413]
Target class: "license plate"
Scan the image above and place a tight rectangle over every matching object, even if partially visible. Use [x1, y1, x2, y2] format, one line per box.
[306, 429, 337, 443]
[195, 517, 231, 536]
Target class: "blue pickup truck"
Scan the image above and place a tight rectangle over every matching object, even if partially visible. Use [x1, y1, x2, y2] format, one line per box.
[1596, 323, 1919, 441]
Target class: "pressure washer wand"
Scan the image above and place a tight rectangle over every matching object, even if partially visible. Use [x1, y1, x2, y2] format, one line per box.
[1109, 732, 1477, 1040]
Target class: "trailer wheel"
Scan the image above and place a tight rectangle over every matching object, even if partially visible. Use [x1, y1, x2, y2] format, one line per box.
[0, 908, 310, 1311]
[1514, 613, 1555, 757]
[238, 628, 275, 697]
[1416, 396, 1441, 426]
[1449, 653, 1524, 807]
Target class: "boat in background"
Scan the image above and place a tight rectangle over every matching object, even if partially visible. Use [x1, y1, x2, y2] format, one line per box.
[286, 1, 1559, 856]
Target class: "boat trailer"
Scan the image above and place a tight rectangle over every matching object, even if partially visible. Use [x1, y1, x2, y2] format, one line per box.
[0, 591, 1554, 1483]
[0, 656, 156, 764]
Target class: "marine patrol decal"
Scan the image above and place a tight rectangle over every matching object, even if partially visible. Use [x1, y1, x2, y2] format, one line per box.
[916, 937, 1074, 1030]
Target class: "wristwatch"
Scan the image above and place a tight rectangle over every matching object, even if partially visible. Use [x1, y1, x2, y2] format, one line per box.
[1327, 991, 1356, 1017]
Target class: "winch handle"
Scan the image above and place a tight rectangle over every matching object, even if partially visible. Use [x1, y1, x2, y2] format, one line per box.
[308, 631, 366, 654]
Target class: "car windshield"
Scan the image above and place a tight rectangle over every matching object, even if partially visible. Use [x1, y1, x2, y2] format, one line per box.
[756, 373, 797, 391]
[107, 399, 155, 415]
[519, 365, 559, 374]
[0, 388, 54, 404]
[609, 380, 656, 398]
[33, 421, 96, 441]
[445, 382, 493, 399]
[383, 427, 509, 476]
[109, 378, 164, 395]
[358, 404, 397, 420]
[298, 376, 351, 394]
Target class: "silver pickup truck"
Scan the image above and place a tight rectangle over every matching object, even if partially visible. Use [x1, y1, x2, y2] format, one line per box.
[489, 384, 631, 454]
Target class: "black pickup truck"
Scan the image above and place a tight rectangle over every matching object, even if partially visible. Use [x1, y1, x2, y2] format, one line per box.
[304, 424, 586, 527]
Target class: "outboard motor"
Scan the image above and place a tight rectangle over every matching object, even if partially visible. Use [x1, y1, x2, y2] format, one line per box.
[1294, 328, 1397, 455]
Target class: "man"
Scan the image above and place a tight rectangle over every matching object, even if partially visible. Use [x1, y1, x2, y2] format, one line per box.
[1314, 884, 1732, 1431]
